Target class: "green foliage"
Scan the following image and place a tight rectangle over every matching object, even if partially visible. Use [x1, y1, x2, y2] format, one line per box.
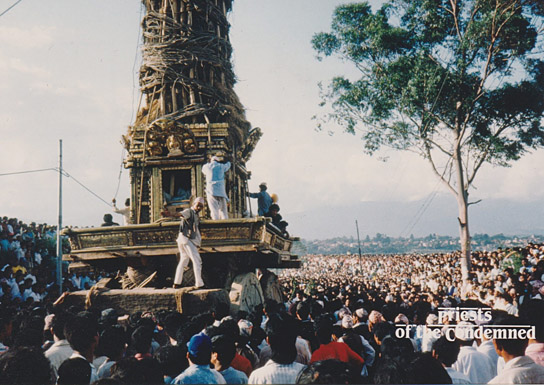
[313, 0, 544, 176]
[501, 250, 524, 272]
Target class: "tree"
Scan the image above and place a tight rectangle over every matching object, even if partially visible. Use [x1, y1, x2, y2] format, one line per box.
[312, 0, 544, 278]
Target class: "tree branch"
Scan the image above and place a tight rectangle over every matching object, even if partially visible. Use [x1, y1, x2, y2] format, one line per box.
[466, 116, 521, 186]
[448, 0, 462, 41]
[425, 143, 457, 196]
[458, 3, 519, 145]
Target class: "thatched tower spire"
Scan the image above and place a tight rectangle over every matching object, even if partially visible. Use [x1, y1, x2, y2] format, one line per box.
[124, 0, 261, 223]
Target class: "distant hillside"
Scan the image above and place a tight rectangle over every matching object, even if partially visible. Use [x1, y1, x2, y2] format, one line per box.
[287, 195, 544, 240]
[294, 233, 544, 256]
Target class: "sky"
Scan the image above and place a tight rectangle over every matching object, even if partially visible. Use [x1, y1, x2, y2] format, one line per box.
[1, 0, 543, 240]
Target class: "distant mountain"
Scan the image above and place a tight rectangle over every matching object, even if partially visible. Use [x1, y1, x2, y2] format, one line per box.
[287, 194, 544, 240]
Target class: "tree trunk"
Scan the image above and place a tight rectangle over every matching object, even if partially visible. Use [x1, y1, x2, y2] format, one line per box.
[457, 195, 471, 280]
[453, 142, 471, 280]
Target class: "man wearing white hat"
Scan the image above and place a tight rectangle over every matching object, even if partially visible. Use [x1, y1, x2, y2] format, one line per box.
[452, 321, 495, 384]
[202, 155, 231, 220]
[174, 197, 206, 288]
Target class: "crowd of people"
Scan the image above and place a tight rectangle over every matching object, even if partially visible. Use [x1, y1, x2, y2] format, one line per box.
[0, 216, 111, 309]
[0, 214, 543, 384]
[277, 244, 544, 383]
[0, 216, 60, 308]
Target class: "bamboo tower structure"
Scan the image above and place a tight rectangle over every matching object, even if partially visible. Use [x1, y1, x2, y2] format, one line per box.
[61, 1, 298, 314]
[123, 0, 261, 223]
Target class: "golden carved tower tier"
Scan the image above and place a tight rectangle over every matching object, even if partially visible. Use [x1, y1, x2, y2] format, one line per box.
[124, 0, 261, 223]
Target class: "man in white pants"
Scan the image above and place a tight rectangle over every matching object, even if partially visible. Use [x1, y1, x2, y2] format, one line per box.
[202, 155, 231, 220]
[173, 197, 205, 288]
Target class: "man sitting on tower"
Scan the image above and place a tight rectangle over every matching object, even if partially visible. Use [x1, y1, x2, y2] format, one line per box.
[202, 155, 231, 220]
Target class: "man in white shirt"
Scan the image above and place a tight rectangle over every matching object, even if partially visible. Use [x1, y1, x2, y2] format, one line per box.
[452, 322, 495, 384]
[202, 155, 231, 220]
[45, 313, 74, 379]
[63, 313, 99, 383]
[249, 312, 305, 384]
[488, 315, 544, 384]
[477, 333, 499, 377]
[112, 198, 132, 225]
[432, 336, 471, 384]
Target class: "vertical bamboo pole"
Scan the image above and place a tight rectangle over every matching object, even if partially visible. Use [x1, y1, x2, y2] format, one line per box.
[180, 1, 186, 25]
[161, 87, 167, 115]
[56, 139, 63, 295]
[189, 68, 196, 104]
[171, 83, 178, 112]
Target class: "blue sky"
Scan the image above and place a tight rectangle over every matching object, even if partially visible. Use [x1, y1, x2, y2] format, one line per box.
[1, 0, 543, 239]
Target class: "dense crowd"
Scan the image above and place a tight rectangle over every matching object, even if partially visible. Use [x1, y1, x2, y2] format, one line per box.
[0, 216, 107, 310]
[0, 215, 543, 384]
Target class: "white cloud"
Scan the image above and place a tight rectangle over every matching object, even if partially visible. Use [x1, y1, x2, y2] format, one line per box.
[7, 58, 51, 78]
[0, 25, 55, 49]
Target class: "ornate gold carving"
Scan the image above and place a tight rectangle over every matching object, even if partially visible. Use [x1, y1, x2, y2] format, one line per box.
[166, 135, 183, 156]
[133, 230, 178, 245]
[68, 238, 80, 251]
[145, 118, 198, 157]
[238, 127, 262, 164]
[79, 233, 130, 249]
[203, 226, 251, 240]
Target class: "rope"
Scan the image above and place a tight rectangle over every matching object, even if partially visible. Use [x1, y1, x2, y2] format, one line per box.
[0, 0, 23, 18]
[61, 169, 113, 207]
[399, 158, 453, 238]
[0, 166, 113, 209]
[175, 288, 184, 313]
[112, 148, 125, 201]
[130, 2, 144, 123]
[0, 168, 56, 177]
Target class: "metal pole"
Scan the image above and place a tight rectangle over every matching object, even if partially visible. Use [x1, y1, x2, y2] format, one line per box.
[56, 140, 63, 295]
[355, 220, 362, 270]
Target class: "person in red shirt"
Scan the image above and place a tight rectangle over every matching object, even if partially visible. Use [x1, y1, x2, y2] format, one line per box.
[310, 315, 364, 372]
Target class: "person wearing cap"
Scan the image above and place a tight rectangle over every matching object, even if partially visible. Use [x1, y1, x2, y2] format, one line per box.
[338, 315, 375, 377]
[451, 321, 495, 384]
[248, 183, 272, 216]
[421, 313, 440, 352]
[173, 198, 206, 289]
[202, 155, 231, 220]
[352, 308, 372, 342]
[172, 332, 226, 384]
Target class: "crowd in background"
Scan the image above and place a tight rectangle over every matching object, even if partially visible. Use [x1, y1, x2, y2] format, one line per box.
[0, 215, 543, 384]
[0, 216, 108, 311]
[281, 244, 544, 318]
